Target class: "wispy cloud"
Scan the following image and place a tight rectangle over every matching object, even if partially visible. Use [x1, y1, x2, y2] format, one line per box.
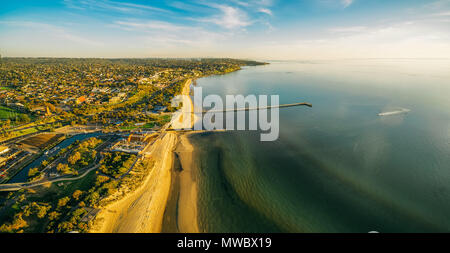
[114, 20, 188, 32]
[341, 0, 354, 8]
[168, 1, 211, 13]
[62, 0, 86, 10]
[196, 4, 252, 29]
[3, 0, 448, 58]
[217, 5, 252, 29]
[63, 0, 172, 14]
[317, 0, 355, 10]
[229, 0, 250, 7]
[424, 0, 450, 10]
[112, 19, 227, 47]
[258, 8, 272, 16]
[329, 26, 367, 34]
[432, 11, 450, 16]
[0, 20, 103, 46]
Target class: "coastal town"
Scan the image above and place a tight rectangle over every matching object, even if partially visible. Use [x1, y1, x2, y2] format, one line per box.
[0, 58, 265, 233]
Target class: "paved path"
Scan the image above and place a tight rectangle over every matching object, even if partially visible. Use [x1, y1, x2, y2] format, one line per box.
[0, 160, 102, 191]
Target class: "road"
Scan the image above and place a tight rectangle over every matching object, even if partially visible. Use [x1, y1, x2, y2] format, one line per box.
[0, 135, 116, 191]
[0, 157, 103, 191]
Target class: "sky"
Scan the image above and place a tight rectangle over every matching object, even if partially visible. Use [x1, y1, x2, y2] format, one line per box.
[0, 0, 450, 59]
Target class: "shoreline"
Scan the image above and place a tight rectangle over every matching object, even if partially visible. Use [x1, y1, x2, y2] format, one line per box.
[162, 132, 199, 232]
[176, 133, 200, 232]
[88, 66, 260, 232]
[89, 79, 195, 233]
[162, 77, 200, 232]
[90, 68, 252, 232]
[89, 132, 177, 232]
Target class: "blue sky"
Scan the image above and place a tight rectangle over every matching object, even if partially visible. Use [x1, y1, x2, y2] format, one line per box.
[1, 0, 449, 59]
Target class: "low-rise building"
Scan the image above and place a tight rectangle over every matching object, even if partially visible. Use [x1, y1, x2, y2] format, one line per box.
[0, 146, 9, 155]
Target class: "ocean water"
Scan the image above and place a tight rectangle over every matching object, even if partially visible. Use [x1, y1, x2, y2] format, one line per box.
[187, 59, 450, 233]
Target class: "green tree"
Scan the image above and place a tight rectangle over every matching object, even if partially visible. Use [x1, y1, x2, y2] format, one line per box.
[68, 151, 81, 165]
[28, 167, 39, 177]
[48, 211, 61, 221]
[36, 205, 50, 219]
[72, 190, 83, 200]
[17, 114, 31, 123]
[57, 197, 70, 208]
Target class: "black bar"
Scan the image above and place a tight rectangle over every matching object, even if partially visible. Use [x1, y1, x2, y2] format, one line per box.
[0, 233, 448, 251]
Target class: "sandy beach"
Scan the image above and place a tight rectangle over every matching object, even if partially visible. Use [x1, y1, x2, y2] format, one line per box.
[175, 134, 199, 232]
[162, 78, 201, 232]
[170, 79, 199, 130]
[90, 132, 177, 233]
[90, 79, 198, 233]
[162, 77, 201, 232]
[162, 132, 200, 232]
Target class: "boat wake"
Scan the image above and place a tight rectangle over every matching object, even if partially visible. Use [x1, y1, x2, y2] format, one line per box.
[378, 108, 411, 116]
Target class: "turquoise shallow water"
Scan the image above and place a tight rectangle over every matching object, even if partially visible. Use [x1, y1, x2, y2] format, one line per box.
[190, 60, 450, 232]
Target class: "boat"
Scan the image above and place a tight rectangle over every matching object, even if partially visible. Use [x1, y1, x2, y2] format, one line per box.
[378, 108, 410, 116]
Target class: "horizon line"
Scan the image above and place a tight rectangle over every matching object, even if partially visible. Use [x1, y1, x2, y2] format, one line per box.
[1, 56, 450, 61]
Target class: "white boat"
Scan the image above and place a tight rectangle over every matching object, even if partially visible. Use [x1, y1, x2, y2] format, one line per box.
[378, 108, 410, 116]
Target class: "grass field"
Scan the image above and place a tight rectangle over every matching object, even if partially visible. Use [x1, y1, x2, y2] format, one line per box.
[0, 106, 23, 120]
[16, 127, 39, 135]
[0, 127, 40, 143]
[119, 125, 138, 130]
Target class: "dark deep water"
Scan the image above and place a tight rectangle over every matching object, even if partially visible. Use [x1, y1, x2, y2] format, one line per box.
[189, 60, 450, 232]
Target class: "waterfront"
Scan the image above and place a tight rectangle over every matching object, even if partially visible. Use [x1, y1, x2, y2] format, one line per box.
[164, 59, 450, 232]
[8, 132, 102, 183]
